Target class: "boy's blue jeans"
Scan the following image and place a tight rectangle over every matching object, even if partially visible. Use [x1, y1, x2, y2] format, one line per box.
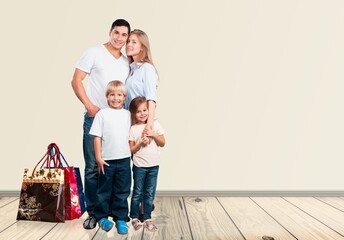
[94, 157, 131, 221]
[83, 114, 97, 216]
[130, 165, 159, 220]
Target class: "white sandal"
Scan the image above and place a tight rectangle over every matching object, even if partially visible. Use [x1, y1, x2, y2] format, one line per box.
[131, 218, 143, 231]
[144, 220, 158, 232]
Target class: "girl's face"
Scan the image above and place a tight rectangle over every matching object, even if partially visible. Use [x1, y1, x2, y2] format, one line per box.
[107, 89, 125, 109]
[126, 34, 142, 57]
[135, 102, 149, 124]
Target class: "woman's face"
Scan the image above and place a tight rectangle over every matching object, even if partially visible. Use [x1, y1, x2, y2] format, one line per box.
[126, 34, 142, 57]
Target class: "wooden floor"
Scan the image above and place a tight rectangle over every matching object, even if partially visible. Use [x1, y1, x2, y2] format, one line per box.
[1, 196, 344, 240]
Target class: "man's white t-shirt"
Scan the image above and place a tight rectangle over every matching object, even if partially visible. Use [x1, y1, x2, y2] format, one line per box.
[89, 107, 131, 160]
[76, 45, 130, 109]
[129, 121, 164, 167]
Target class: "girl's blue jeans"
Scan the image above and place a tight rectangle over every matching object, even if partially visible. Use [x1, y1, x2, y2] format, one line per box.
[130, 165, 159, 220]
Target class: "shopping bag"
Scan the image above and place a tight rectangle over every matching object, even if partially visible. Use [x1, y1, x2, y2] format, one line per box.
[16, 149, 65, 222]
[46, 143, 85, 219]
[73, 167, 86, 214]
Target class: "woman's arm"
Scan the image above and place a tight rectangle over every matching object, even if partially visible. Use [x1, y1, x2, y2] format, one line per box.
[145, 100, 156, 130]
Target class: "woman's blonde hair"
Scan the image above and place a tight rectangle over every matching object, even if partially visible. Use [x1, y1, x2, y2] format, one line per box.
[128, 29, 154, 66]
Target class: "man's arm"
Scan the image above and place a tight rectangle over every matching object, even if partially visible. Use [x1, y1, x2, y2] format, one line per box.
[71, 68, 100, 117]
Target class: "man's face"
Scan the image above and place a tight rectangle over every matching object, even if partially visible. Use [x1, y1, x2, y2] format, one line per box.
[109, 26, 129, 50]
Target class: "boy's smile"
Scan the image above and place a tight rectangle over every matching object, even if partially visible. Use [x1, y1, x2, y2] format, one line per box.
[107, 90, 125, 109]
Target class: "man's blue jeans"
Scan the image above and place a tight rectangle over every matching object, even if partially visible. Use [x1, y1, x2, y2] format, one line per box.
[130, 165, 159, 220]
[94, 158, 131, 221]
[83, 114, 97, 216]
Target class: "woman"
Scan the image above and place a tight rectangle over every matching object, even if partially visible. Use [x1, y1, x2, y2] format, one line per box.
[125, 29, 158, 132]
[125, 29, 159, 225]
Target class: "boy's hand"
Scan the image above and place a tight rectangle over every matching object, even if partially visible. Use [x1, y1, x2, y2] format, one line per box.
[96, 158, 109, 174]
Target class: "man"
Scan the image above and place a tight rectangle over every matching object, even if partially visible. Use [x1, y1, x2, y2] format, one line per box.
[71, 19, 131, 230]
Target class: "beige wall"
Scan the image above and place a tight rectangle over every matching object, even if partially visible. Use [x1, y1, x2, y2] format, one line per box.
[1, 0, 344, 191]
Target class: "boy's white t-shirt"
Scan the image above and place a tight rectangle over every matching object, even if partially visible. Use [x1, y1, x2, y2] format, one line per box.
[89, 107, 131, 160]
[129, 120, 164, 167]
[76, 45, 130, 110]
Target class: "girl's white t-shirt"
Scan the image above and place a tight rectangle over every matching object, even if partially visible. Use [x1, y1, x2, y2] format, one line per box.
[129, 121, 164, 167]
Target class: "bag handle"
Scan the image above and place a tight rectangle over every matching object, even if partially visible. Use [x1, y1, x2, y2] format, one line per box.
[32, 145, 55, 177]
[42, 143, 70, 168]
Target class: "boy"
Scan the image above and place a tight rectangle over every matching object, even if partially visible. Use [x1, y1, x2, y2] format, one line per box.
[89, 80, 131, 234]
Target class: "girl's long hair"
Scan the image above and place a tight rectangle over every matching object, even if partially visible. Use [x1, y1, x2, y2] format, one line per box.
[129, 96, 148, 125]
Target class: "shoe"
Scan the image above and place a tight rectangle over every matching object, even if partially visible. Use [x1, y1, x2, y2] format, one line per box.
[131, 218, 143, 231]
[98, 218, 114, 232]
[138, 203, 155, 222]
[83, 215, 97, 230]
[115, 220, 129, 234]
[144, 220, 158, 232]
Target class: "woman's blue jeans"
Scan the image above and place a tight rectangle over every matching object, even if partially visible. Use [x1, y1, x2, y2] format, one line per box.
[130, 165, 159, 220]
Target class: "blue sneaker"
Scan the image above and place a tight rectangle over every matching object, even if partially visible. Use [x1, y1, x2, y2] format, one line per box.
[98, 218, 114, 232]
[115, 220, 129, 234]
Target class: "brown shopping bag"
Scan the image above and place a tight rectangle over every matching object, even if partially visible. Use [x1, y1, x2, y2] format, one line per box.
[45, 143, 85, 220]
[16, 147, 65, 222]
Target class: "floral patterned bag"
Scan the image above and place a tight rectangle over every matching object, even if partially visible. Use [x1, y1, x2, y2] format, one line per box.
[16, 149, 65, 222]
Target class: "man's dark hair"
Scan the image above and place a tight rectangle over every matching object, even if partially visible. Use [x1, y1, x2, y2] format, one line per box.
[111, 19, 131, 33]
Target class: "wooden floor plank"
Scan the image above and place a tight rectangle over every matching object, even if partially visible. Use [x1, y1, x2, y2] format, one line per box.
[0, 199, 20, 232]
[316, 197, 344, 212]
[2, 196, 344, 239]
[0, 220, 57, 240]
[285, 197, 344, 237]
[41, 212, 98, 240]
[218, 197, 296, 240]
[0, 197, 18, 207]
[252, 197, 344, 240]
[141, 196, 193, 240]
[183, 197, 244, 240]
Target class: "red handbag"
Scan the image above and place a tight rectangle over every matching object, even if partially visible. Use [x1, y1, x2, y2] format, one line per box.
[45, 143, 84, 220]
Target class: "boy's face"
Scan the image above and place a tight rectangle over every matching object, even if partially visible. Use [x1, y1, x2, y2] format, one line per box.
[109, 26, 129, 50]
[107, 89, 125, 109]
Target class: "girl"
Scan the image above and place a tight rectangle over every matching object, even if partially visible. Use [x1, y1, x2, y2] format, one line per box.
[128, 96, 165, 232]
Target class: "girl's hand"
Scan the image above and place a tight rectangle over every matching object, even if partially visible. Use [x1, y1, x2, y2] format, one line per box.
[141, 136, 150, 146]
[96, 158, 109, 174]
